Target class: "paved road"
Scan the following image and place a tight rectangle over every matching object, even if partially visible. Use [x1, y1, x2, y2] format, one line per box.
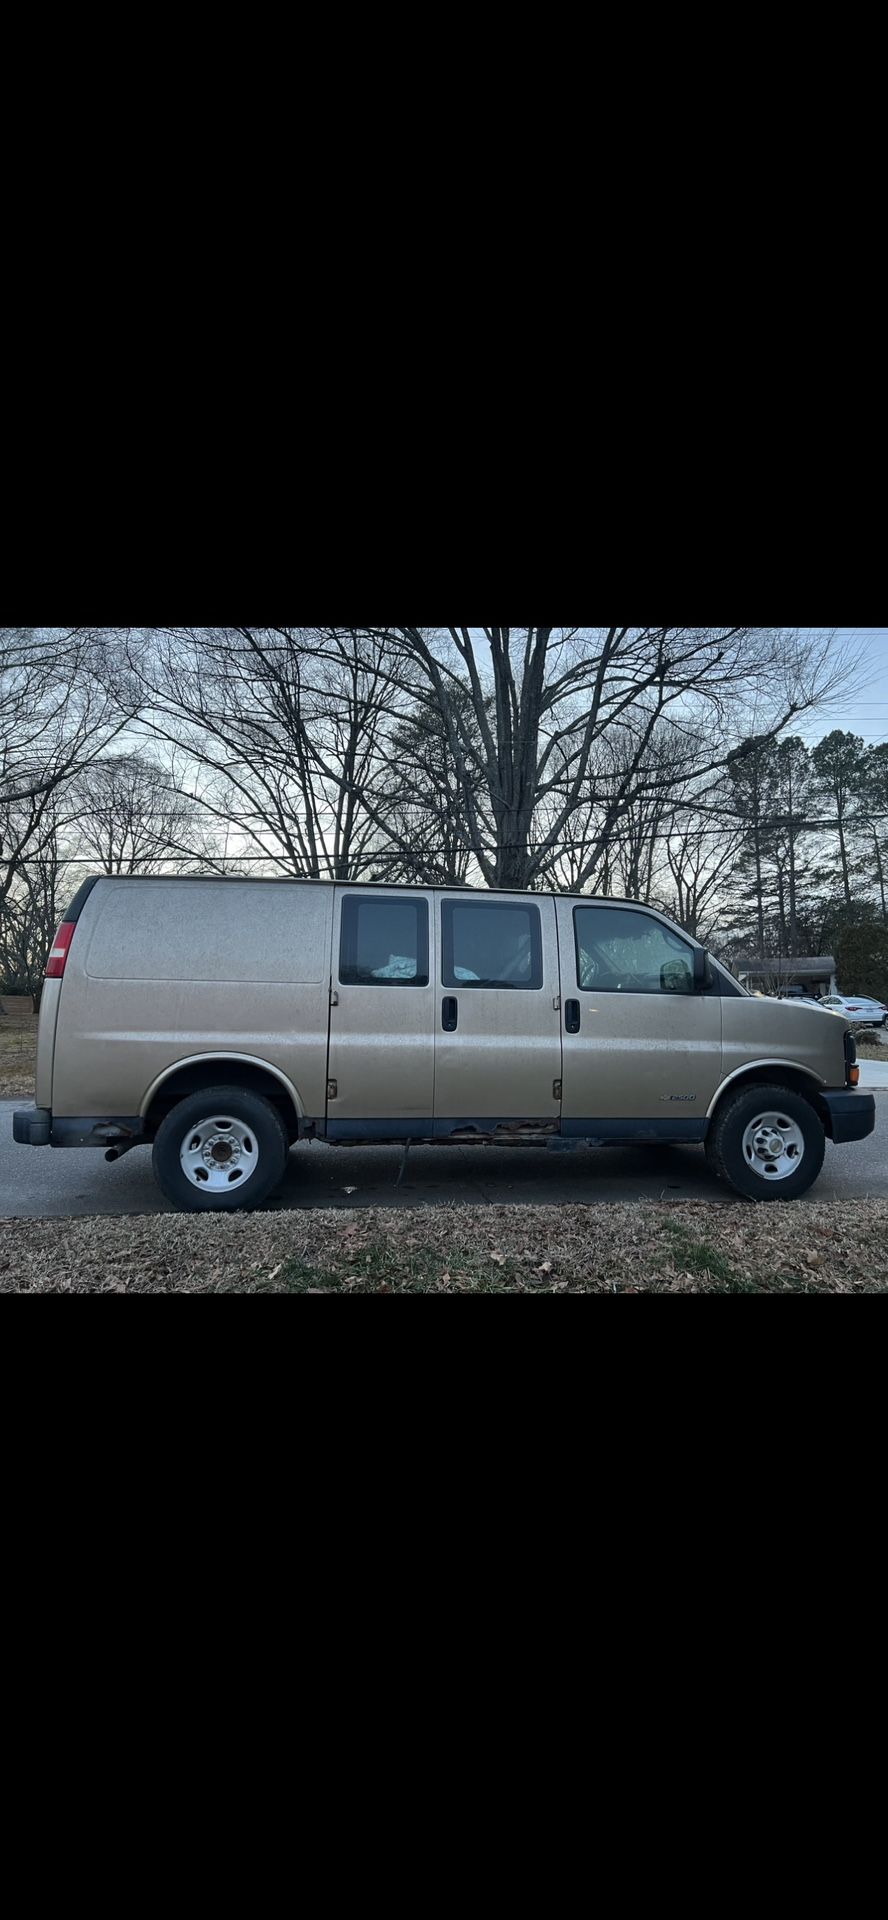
[1, 1098, 883, 1216]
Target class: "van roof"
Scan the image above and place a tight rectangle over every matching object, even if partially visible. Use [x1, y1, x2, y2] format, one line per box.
[63, 872, 670, 922]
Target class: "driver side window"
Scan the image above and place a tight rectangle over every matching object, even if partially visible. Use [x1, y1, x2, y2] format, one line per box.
[573, 906, 695, 995]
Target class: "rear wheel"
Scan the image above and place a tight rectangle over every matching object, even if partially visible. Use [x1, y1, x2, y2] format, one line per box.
[152, 1085, 289, 1211]
[705, 1082, 825, 1201]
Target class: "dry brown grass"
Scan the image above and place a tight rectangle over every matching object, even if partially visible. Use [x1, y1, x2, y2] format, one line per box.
[2, 1198, 887, 1293]
[0, 1001, 37, 1097]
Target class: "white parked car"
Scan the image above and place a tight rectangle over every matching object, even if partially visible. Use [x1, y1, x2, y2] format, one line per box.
[820, 993, 888, 1027]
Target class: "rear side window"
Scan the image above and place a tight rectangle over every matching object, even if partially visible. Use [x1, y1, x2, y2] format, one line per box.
[441, 901, 543, 989]
[84, 881, 329, 983]
[339, 895, 429, 986]
[574, 905, 695, 995]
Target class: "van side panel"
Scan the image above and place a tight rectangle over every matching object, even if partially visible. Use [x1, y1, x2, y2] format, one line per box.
[51, 879, 333, 1123]
[719, 996, 845, 1090]
[35, 979, 63, 1109]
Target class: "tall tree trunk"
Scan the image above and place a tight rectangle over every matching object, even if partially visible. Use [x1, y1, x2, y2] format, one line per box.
[872, 828, 887, 926]
[837, 814, 852, 907]
[787, 836, 798, 955]
[776, 869, 787, 954]
[786, 757, 797, 955]
[753, 818, 765, 952]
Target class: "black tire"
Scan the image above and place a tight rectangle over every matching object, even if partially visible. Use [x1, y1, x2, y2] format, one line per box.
[152, 1085, 290, 1212]
[705, 1082, 825, 1202]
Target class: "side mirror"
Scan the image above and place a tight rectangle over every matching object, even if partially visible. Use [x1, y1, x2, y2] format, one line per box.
[693, 947, 713, 990]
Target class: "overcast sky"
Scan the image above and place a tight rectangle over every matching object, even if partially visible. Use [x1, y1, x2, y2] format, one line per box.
[803, 626, 888, 746]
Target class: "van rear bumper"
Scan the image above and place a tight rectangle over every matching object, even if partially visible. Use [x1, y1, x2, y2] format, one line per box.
[13, 1109, 143, 1148]
[817, 1090, 876, 1142]
[13, 1107, 52, 1146]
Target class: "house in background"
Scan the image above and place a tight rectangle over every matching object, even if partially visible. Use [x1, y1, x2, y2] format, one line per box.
[734, 955, 838, 997]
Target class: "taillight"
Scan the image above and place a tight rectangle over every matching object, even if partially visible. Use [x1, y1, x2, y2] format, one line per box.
[46, 922, 75, 979]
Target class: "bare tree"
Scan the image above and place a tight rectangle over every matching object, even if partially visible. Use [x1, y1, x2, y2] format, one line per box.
[859, 744, 888, 926]
[664, 806, 746, 943]
[0, 800, 76, 1009]
[358, 626, 853, 891]
[128, 628, 409, 880]
[0, 627, 133, 910]
[70, 752, 220, 875]
[810, 730, 868, 910]
[120, 624, 858, 899]
[366, 684, 485, 884]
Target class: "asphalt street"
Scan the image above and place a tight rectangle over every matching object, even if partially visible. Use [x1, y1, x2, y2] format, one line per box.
[1, 1098, 884, 1216]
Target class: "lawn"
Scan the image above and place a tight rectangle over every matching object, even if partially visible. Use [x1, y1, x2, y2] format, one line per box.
[1, 1198, 887, 1292]
[0, 1000, 37, 1098]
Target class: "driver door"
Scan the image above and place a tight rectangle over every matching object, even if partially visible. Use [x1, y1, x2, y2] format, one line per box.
[554, 899, 722, 1134]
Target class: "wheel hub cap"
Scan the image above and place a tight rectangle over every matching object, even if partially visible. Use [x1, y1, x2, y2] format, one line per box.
[204, 1133, 239, 1168]
[754, 1126, 787, 1160]
[742, 1110, 805, 1182]
[180, 1115, 259, 1191]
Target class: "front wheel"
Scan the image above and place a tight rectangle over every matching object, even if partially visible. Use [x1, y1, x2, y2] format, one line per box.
[152, 1085, 290, 1211]
[705, 1083, 825, 1201]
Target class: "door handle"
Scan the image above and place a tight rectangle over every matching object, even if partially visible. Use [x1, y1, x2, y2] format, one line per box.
[565, 999, 581, 1033]
[442, 996, 458, 1032]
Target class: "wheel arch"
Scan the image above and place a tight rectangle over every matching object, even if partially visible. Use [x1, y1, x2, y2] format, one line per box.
[140, 1053, 305, 1142]
[707, 1060, 826, 1125]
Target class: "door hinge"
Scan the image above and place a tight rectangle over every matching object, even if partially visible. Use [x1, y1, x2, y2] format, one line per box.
[327, 1079, 338, 1100]
[552, 995, 561, 1011]
[553, 1079, 562, 1100]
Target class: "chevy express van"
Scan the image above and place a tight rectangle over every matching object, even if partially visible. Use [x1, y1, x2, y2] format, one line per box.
[13, 874, 874, 1208]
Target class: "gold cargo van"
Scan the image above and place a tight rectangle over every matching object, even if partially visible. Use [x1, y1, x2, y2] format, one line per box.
[13, 874, 874, 1208]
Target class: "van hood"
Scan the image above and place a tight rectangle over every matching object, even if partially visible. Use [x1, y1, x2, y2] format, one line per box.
[722, 991, 849, 1084]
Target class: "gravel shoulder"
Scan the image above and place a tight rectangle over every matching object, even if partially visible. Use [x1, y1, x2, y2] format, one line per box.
[2, 1198, 887, 1293]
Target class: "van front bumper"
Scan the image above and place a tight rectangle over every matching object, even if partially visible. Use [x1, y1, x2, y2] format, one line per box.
[818, 1090, 876, 1142]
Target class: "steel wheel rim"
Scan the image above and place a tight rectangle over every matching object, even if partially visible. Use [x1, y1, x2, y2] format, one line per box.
[741, 1109, 805, 1182]
[180, 1114, 260, 1191]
